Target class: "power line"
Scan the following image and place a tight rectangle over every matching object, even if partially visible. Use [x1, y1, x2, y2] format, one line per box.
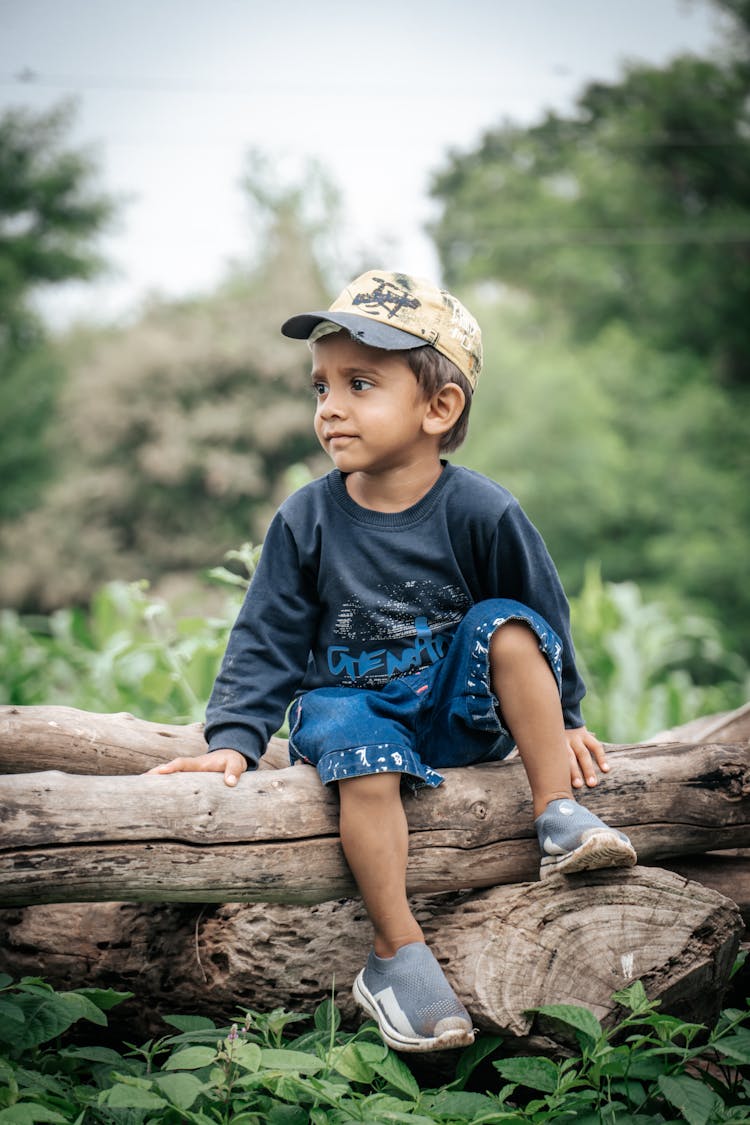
[441, 227, 750, 246]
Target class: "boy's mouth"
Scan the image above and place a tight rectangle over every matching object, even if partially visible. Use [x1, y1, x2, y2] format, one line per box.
[325, 432, 357, 443]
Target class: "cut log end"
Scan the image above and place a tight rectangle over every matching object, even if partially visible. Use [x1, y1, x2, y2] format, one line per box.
[0, 866, 741, 1049]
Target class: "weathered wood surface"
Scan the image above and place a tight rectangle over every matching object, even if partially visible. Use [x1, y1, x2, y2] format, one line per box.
[0, 705, 290, 774]
[0, 867, 740, 1042]
[2, 739, 750, 906]
[1, 701, 747, 778]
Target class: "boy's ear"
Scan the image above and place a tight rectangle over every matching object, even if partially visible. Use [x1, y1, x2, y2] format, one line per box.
[422, 383, 465, 438]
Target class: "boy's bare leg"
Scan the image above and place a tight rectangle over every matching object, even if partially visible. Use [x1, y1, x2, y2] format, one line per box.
[490, 621, 636, 876]
[341, 771, 474, 1051]
[338, 773, 424, 957]
[489, 622, 573, 817]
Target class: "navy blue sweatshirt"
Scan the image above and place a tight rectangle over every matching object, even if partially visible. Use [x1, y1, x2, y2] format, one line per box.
[205, 463, 586, 765]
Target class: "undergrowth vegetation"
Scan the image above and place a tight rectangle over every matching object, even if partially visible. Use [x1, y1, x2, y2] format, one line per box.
[2, 974, 750, 1124]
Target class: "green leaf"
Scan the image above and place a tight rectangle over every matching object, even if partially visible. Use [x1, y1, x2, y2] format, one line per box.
[493, 1055, 560, 1093]
[0, 1000, 25, 1027]
[329, 1042, 375, 1084]
[164, 1046, 218, 1070]
[153, 1070, 207, 1109]
[265, 1106, 308, 1125]
[611, 980, 652, 1014]
[713, 1027, 750, 1064]
[454, 1033, 504, 1088]
[0, 1108, 67, 1124]
[60, 1045, 124, 1065]
[657, 1074, 725, 1125]
[162, 1014, 217, 1032]
[8, 989, 107, 1050]
[100, 1082, 168, 1109]
[231, 1042, 262, 1072]
[0, 975, 13, 990]
[424, 1090, 500, 1117]
[258, 1048, 325, 1074]
[74, 986, 132, 1011]
[313, 998, 341, 1033]
[370, 1049, 420, 1099]
[532, 1003, 603, 1045]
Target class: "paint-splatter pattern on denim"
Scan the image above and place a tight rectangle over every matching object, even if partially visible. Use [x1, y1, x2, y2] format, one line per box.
[289, 598, 563, 789]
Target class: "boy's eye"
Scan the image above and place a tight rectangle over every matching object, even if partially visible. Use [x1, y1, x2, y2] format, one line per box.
[311, 382, 328, 397]
[351, 378, 372, 392]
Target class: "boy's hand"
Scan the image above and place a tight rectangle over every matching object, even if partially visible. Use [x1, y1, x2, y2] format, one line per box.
[565, 726, 609, 790]
[146, 748, 248, 787]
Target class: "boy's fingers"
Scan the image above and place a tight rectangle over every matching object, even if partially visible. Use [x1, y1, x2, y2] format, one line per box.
[590, 741, 610, 771]
[570, 740, 598, 788]
[146, 758, 190, 774]
[146, 756, 218, 775]
[567, 747, 585, 788]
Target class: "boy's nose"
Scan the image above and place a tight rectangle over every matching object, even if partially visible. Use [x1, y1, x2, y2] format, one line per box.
[318, 392, 346, 419]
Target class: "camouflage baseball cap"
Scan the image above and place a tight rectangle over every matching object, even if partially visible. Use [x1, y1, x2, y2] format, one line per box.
[281, 270, 483, 389]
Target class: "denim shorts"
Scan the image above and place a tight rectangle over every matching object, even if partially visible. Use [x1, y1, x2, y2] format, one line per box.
[288, 598, 563, 789]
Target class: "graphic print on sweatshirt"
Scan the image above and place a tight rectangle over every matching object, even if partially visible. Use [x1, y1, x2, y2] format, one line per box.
[325, 579, 470, 687]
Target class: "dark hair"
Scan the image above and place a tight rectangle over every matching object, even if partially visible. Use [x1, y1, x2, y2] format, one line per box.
[399, 345, 473, 453]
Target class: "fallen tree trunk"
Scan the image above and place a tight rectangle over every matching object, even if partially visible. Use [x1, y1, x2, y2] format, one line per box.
[1, 703, 747, 1049]
[0, 867, 740, 1044]
[2, 702, 748, 777]
[2, 738, 750, 905]
[0, 705, 290, 774]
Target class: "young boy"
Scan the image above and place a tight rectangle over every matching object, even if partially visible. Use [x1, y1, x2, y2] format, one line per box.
[150, 270, 636, 1053]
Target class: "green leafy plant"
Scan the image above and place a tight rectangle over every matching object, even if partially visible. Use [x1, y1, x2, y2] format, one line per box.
[569, 564, 748, 743]
[2, 545, 746, 745]
[0, 544, 261, 722]
[2, 975, 750, 1123]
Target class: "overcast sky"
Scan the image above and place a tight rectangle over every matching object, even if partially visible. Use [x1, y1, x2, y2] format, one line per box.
[0, 0, 725, 327]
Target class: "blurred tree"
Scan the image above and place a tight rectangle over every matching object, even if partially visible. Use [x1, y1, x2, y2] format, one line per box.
[430, 9, 750, 387]
[0, 101, 112, 519]
[431, 0, 750, 657]
[457, 301, 748, 648]
[0, 189, 332, 610]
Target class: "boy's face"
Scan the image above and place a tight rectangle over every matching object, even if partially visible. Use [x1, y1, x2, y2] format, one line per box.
[310, 332, 436, 476]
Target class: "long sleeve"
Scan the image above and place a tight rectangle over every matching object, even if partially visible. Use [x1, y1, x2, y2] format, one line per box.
[204, 510, 320, 767]
[489, 499, 586, 728]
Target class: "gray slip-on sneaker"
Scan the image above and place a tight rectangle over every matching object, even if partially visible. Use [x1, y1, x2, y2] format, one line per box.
[537, 797, 637, 878]
[352, 942, 475, 1052]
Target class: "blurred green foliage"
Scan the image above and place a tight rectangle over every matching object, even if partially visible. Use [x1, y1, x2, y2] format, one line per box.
[455, 302, 748, 658]
[0, 102, 113, 520]
[0, 2, 747, 716]
[0, 202, 330, 610]
[1, 558, 745, 743]
[430, 1, 750, 659]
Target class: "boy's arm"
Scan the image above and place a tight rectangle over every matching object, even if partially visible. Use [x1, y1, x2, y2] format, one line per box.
[147, 509, 319, 783]
[203, 510, 320, 765]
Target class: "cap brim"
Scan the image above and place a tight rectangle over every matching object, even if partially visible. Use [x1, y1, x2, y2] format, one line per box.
[280, 310, 426, 351]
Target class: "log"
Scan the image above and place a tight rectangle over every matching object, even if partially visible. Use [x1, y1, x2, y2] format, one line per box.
[2, 701, 747, 778]
[0, 867, 740, 1044]
[0, 705, 290, 774]
[2, 738, 750, 906]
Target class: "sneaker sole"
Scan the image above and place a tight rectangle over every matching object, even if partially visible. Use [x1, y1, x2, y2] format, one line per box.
[540, 830, 637, 879]
[352, 970, 475, 1053]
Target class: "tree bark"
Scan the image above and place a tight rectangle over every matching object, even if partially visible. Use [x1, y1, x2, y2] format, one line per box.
[0, 867, 740, 1045]
[1, 703, 747, 1051]
[0, 705, 290, 774]
[2, 701, 747, 778]
[2, 738, 750, 906]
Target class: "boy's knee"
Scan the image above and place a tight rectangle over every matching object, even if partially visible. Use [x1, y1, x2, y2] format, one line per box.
[489, 619, 542, 667]
[338, 772, 402, 804]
